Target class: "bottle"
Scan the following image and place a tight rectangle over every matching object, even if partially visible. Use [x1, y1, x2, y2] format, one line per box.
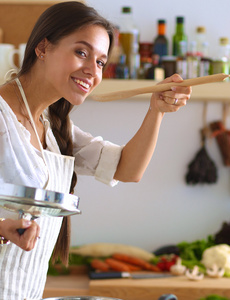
[210, 37, 230, 76]
[219, 37, 230, 61]
[195, 26, 209, 57]
[173, 17, 187, 57]
[129, 43, 141, 79]
[115, 54, 129, 79]
[152, 19, 168, 62]
[119, 6, 140, 76]
[103, 27, 123, 78]
[195, 27, 211, 76]
[138, 42, 153, 79]
[186, 41, 199, 78]
[146, 54, 165, 81]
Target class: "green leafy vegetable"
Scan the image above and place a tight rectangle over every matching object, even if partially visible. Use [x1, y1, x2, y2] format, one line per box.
[199, 295, 229, 300]
[177, 235, 215, 261]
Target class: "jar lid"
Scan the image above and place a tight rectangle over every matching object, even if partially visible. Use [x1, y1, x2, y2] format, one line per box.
[196, 26, 206, 33]
[161, 55, 177, 61]
[220, 37, 229, 45]
[122, 7, 132, 13]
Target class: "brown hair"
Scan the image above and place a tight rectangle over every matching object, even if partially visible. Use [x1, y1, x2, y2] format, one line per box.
[18, 1, 115, 265]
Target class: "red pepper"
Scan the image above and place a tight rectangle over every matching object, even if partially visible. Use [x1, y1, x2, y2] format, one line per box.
[165, 261, 175, 271]
[156, 255, 178, 271]
[156, 261, 166, 271]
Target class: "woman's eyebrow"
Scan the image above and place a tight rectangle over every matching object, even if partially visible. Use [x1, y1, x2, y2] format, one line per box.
[75, 41, 108, 59]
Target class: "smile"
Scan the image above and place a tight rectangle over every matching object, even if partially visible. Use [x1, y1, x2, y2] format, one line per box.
[73, 78, 90, 89]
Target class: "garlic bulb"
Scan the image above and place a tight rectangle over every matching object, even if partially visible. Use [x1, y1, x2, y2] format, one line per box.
[170, 258, 186, 275]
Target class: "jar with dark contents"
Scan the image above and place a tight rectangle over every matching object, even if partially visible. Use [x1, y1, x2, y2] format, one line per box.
[161, 56, 177, 78]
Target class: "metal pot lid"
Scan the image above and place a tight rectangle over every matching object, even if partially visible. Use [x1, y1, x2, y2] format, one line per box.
[0, 183, 81, 218]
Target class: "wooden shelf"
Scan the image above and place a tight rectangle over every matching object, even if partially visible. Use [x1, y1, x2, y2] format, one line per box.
[88, 79, 230, 103]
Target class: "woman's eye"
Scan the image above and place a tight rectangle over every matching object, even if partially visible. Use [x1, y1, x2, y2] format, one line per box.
[76, 50, 86, 57]
[97, 60, 106, 68]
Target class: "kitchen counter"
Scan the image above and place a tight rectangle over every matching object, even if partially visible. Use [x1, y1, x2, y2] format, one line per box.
[43, 270, 230, 300]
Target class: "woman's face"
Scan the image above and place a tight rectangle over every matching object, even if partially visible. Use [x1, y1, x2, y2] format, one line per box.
[42, 25, 110, 105]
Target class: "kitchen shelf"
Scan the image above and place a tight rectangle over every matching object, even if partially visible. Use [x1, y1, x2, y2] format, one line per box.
[88, 79, 230, 103]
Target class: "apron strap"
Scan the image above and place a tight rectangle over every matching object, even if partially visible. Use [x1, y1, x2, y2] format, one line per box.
[15, 78, 49, 189]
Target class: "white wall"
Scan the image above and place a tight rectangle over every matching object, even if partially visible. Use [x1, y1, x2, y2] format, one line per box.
[70, 0, 230, 252]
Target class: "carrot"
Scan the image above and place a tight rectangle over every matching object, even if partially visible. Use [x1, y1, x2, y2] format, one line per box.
[145, 263, 161, 272]
[119, 262, 142, 271]
[112, 253, 161, 272]
[105, 258, 133, 272]
[90, 259, 110, 272]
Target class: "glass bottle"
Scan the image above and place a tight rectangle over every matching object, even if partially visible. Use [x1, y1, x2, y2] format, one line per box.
[119, 6, 139, 75]
[195, 26, 208, 57]
[173, 16, 187, 57]
[115, 54, 129, 79]
[146, 54, 165, 81]
[186, 41, 199, 79]
[152, 19, 168, 63]
[176, 40, 187, 79]
[129, 44, 141, 79]
[103, 27, 123, 79]
[210, 37, 230, 76]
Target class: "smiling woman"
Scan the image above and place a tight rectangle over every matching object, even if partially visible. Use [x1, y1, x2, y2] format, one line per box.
[0, 1, 191, 299]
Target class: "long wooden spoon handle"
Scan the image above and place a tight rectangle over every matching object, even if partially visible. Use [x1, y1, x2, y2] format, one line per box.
[91, 73, 229, 102]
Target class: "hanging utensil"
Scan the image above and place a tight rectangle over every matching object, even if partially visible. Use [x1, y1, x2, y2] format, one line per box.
[210, 103, 230, 166]
[90, 73, 229, 102]
[185, 102, 218, 185]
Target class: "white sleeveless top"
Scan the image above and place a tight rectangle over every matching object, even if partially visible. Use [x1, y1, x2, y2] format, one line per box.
[0, 79, 122, 300]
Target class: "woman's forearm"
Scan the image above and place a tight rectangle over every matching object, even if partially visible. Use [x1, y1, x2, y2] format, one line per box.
[114, 106, 164, 182]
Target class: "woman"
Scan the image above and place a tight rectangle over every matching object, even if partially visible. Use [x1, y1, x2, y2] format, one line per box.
[0, 1, 191, 299]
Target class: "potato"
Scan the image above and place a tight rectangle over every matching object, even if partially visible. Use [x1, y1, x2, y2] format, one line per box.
[70, 243, 155, 261]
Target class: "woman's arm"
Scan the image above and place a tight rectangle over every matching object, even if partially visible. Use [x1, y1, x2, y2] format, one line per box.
[114, 74, 191, 182]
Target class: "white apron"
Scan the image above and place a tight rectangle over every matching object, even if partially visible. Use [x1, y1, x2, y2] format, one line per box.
[0, 78, 75, 300]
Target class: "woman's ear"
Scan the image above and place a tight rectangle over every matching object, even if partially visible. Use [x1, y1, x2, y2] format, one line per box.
[35, 38, 49, 59]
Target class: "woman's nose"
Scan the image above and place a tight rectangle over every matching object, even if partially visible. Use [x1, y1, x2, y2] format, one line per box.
[83, 60, 98, 77]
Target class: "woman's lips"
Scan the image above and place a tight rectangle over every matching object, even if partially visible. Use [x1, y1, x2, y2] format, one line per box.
[72, 77, 90, 91]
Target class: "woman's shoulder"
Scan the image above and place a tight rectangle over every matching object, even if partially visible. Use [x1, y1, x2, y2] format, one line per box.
[0, 84, 16, 114]
[0, 94, 12, 115]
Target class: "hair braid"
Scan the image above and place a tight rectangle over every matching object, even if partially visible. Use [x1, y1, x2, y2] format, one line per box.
[48, 98, 77, 266]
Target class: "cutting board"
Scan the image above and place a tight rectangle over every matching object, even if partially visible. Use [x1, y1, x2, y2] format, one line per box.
[89, 276, 230, 300]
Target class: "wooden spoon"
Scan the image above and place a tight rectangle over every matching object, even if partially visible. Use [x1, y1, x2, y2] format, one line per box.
[90, 73, 229, 102]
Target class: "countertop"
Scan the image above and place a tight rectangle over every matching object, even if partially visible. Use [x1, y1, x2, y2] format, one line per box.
[43, 268, 230, 300]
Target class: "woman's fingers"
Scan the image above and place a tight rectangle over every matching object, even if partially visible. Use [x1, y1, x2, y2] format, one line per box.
[19, 220, 40, 251]
[1, 218, 40, 251]
[151, 74, 192, 113]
